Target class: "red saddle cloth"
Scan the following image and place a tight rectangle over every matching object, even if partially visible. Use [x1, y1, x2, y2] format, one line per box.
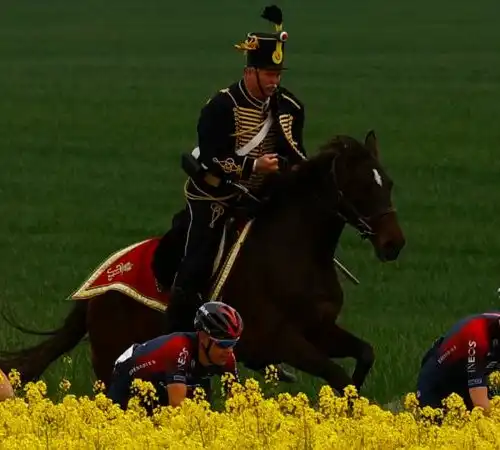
[69, 238, 170, 311]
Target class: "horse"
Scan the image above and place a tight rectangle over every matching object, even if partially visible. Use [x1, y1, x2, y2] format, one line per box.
[0, 130, 405, 396]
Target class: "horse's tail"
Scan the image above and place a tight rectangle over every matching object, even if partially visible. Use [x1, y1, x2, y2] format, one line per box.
[0, 301, 88, 383]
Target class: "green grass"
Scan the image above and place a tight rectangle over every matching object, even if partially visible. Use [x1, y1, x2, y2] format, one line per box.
[1, 0, 500, 405]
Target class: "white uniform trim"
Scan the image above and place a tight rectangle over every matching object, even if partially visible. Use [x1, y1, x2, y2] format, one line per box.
[191, 112, 273, 161]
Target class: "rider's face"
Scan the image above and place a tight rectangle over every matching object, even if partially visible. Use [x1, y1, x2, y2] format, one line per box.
[245, 68, 282, 99]
[257, 69, 281, 96]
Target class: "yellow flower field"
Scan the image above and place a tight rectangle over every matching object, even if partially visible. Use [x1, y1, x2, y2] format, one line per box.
[2, 368, 500, 449]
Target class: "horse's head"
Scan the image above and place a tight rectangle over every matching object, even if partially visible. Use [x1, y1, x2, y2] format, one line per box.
[318, 130, 405, 262]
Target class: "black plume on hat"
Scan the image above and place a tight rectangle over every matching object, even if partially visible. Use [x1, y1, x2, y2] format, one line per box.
[261, 5, 283, 26]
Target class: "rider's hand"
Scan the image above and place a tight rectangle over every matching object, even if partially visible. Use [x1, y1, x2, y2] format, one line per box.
[253, 154, 279, 174]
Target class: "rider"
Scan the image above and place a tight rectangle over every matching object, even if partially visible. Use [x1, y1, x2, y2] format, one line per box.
[416, 311, 500, 412]
[106, 301, 243, 410]
[155, 5, 307, 334]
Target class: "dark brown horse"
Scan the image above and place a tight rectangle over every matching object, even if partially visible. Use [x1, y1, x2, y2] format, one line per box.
[0, 130, 405, 396]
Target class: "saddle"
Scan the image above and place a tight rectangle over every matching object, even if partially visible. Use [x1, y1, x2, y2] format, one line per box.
[151, 196, 257, 300]
[150, 152, 290, 298]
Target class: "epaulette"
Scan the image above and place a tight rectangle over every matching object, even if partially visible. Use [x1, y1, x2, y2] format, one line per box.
[279, 87, 303, 110]
[218, 87, 238, 107]
[205, 87, 236, 107]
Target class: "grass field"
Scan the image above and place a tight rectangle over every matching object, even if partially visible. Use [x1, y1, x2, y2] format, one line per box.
[1, 0, 500, 406]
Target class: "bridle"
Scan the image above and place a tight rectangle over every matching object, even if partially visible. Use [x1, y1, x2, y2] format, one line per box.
[326, 150, 396, 240]
[228, 145, 396, 240]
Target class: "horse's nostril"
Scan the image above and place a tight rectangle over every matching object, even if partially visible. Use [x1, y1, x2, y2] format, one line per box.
[375, 240, 402, 262]
[385, 241, 402, 259]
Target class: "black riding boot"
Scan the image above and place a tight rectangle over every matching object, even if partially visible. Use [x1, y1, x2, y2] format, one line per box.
[163, 288, 202, 335]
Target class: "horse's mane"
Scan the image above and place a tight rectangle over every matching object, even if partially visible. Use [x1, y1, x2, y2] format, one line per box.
[256, 135, 361, 216]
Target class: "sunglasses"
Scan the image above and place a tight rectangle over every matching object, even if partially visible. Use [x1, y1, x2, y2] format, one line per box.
[211, 337, 239, 349]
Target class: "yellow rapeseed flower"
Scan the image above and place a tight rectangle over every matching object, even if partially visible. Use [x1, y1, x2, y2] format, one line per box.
[2, 375, 500, 448]
[93, 379, 106, 394]
[58, 378, 71, 392]
[264, 364, 280, 385]
[7, 369, 21, 390]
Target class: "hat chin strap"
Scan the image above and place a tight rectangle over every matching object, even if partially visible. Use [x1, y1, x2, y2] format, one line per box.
[255, 69, 268, 100]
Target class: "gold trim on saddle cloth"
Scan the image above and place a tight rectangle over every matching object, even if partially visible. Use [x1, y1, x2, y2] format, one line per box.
[68, 238, 167, 313]
[209, 219, 253, 301]
[68, 221, 253, 314]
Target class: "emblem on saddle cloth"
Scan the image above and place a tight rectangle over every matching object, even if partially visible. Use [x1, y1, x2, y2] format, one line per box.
[107, 262, 133, 281]
[69, 238, 170, 313]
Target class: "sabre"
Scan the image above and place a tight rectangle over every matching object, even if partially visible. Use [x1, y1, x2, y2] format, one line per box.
[229, 181, 260, 203]
[334, 258, 360, 285]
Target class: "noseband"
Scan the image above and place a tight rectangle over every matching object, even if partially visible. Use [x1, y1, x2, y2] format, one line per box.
[326, 150, 396, 239]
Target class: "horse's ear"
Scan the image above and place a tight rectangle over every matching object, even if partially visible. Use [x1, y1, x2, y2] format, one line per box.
[364, 129, 379, 159]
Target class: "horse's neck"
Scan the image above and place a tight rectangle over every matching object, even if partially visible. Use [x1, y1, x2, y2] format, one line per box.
[303, 203, 345, 260]
[255, 196, 345, 260]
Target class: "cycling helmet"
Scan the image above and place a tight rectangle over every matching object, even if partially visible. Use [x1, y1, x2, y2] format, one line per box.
[194, 301, 243, 340]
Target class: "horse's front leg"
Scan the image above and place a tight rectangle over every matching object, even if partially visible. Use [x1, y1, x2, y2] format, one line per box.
[304, 300, 375, 392]
[273, 322, 355, 394]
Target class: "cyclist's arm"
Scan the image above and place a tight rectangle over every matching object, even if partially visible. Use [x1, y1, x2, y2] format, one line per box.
[160, 339, 193, 408]
[464, 323, 490, 411]
[469, 386, 490, 411]
[0, 369, 14, 400]
[166, 382, 188, 407]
